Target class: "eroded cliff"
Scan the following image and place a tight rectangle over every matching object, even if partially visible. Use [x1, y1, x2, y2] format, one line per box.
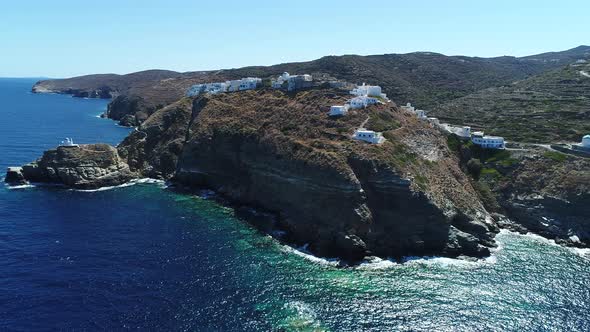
[117, 88, 497, 260]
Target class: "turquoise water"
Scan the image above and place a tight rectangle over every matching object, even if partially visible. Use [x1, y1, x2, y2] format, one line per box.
[1, 78, 589, 331]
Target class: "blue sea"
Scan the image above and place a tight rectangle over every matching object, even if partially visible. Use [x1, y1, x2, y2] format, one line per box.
[1, 78, 589, 331]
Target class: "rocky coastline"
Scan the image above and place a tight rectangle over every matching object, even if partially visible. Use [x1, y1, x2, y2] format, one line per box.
[15, 66, 590, 263]
[7, 87, 503, 263]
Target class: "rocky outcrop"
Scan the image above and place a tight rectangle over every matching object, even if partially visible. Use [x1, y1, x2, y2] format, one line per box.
[492, 155, 590, 247]
[117, 98, 193, 179]
[104, 95, 156, 126]
[171, 89, 496, 261]
[5, 167, 27, 185]
[14, 144, 136, 189]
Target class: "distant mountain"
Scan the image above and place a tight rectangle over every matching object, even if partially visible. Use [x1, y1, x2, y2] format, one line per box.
[432, 59, 590, 143]
[32, 70, 182, 98]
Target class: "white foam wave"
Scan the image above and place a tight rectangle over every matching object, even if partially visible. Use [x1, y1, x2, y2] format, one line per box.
[73, 178, 166, 192]
[280, 244, 340, 267]
[6, 183, 36, 189]
[355, 257, 398, 270]
[499, 229, 590, 258]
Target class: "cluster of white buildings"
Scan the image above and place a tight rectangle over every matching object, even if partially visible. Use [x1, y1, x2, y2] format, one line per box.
[330, 83, 388, 116]
[271, 72, 313, 91]
[401, 103, 506, 149]
[400, 103, 427, 120]
[186, 77, 262, 97]
[353, 128, 385, 144]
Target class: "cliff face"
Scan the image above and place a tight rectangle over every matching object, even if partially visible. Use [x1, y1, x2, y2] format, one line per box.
[117, 98, 193, 179]
[165, 89, 496, 260]
[15, 144, 135, 189]
[492, 155, 590, 247]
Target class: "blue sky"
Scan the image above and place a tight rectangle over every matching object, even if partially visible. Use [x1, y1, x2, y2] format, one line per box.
[1, 0, 588, 78]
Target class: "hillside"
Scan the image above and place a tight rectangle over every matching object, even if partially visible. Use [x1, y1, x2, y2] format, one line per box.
[432, 60, 590, 143]
[34, 46, 590, 112]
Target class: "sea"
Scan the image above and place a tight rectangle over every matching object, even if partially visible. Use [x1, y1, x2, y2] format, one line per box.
[0, 77, 589, 331]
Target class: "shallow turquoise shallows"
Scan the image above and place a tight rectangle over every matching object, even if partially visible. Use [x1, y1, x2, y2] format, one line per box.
[1, 78, 589, 331]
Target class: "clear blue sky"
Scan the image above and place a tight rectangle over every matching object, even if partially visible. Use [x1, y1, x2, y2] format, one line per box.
[1, 0, 588, 78]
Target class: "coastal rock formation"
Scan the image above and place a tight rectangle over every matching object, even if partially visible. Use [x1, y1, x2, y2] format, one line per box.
[16, 144, 135, 189]
[168, 89, 496, 260]
[105, 95, 155, 126]
[117, 98, 193, 179]
[492, 155, 590, 247]
[4, 167, 27, 185]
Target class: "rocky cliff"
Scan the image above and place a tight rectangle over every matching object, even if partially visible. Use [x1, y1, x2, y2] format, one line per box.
[114, 88, 497, 260]
[491, 154, 590, 247]
[6, 144, 135, 189]
[447, 137, 590, 249]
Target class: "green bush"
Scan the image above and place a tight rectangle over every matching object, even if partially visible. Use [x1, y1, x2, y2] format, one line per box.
[466, 158, 483, 179]
[543, 151, 567, 162]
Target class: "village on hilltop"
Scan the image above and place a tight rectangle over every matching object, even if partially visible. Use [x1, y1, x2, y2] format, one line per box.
[185, 74, 590, 150]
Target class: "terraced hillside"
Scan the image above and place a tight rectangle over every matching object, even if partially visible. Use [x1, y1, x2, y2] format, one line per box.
[433, 60, 590, 143]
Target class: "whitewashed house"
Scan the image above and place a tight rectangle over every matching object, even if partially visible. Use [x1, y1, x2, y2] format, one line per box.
[471, 131, 505, 149]
[226, 80, 242, 92]
[401, 103, 415, 113]
[456, 126, 471, 138]
[186, 82, 228, 96]
[271, 72, 313, 91]
[349, 96, 378, 109]
[353, 128, 385, 144]
[329, 105, 350, 116]
[350, 83, 388, 100]
[187, 77, 261, 96]
[415, 109, 427, 119]
[427, 117, 440, 125]
[60, 137, 79, 148]
[238, 77, 262, 90]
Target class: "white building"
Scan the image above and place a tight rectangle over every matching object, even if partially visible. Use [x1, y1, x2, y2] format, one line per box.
[237, 77, 261, 91]
[456, 126, 471, 138]
[471, 131, 505, 149]
[427, 117, 440, 125]
[353, 128, 385, 144]
[329, 105, 350, 116]
[350, 83, 387, 99]
[349, 96, 379, 109]
[581, 135, 590, 148]
[60, 137, 79, 147]
[442, 125, 471, 138]
[415, 109, 427, 119]
[187, 77, 261, 96]
[271, 72, 313, 91]
[400, 103, 415, 113]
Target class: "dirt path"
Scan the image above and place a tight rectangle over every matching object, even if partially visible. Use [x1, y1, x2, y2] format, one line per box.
[359, 116, 370, 129]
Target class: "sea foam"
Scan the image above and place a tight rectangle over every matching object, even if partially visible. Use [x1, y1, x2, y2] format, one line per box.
[72, 178, 166, 192]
